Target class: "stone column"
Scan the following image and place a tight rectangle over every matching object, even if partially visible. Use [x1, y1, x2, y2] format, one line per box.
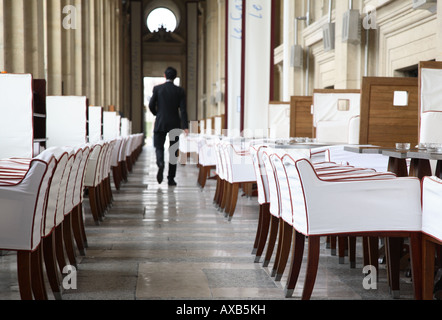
[217, 0, 226, 117]
[333, 0, 362, 89]
[437, 0, 442, 61]
[47, 0, 63, 95]
[130, 0, 143, 134]
[3, 0, 26, 73]
[104, 0, 111, 109]
[24, 0, 46, 78]
[73, 0, 83, 96]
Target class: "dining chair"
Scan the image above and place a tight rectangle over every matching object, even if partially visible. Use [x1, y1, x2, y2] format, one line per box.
[0, 153, 52, 300]
[213, 140, 226, 209]
[84, 142, 105, 224]
[282, 155, 422, 300]
[111, 138, 124, 190]
[71, 144, 91, 255]
[422, 176, 442, 300]
[249, 145, 271, 262]
[220, 142, 257, 221]
[197, 136, 218, 189]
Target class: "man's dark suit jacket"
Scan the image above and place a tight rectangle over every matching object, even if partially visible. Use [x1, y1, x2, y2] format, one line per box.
[148, 81, 189, 133]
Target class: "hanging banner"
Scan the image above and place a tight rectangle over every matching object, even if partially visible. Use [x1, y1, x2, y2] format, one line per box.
[226, 0, 243, 136]
[243, 0, 271, 137]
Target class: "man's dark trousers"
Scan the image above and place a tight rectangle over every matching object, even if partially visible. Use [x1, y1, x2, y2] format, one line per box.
[154, 131, 179, 182]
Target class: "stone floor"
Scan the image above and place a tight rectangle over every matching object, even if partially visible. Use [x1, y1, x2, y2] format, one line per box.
[0, 146, 416, 302]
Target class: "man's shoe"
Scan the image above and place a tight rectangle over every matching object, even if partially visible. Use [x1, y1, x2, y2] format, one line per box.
[168, 179, 177, 186]
[157, 165, 164, 184]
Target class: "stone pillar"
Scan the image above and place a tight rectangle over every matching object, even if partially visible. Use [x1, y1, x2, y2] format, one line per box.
[437, 0, 442, 61]
[217, 0, 226, 117]
[3, 0, 26, 73]
[24, 0, 46, 78]
[333, 0, 362, 89]
[47, 0, 63, 95]
[104, 0, 111, 109]
[73, 0, 83, 96]
[62, 0, 74, 95]
[187, 1, 198, 122]
[95, 0, 104, 106]
[130, 0, 144, 134]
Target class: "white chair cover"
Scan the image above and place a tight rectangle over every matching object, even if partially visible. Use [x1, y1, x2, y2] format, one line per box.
[422, 176, 442, 242]
[0, 156, 50, 251]
[46, 96, 87, 148]
[88, 106, 103, 144]
[103, 111, 119, 141]
[0, 73, 34, 159]
[420, 111, 442, 144]
[41, 147, 70, 237]
[55, 147, 75, 227]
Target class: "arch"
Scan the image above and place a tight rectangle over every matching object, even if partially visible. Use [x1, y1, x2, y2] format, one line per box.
[144, 0, 181, 33]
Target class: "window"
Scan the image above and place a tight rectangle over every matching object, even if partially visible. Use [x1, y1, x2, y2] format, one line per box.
[147, 8, 177, 33]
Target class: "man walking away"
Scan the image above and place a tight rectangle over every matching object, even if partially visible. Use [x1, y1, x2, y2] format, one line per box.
[148, 67, 189, 186]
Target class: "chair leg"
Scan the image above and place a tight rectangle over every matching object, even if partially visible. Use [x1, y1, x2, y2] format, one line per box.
[263, 215, 279, 268]
[55, 224, 67, 274]
[285, 230, 306, 297]
[362, 237, 370, 266]
[213, 177, 221, 206]
[386, 237, 402, 299]
[271, 219, 285, 277]
[254, 203, 271, 262]
[220, 182, 230, 213]
[275, 221, 293, 281]
[88, 187, 101, 225]
[302, 235, 321, 300]
[349, 236, 356, 268]
[78, 203, 88, 248]
[368, 236, 379, 274]
[409, 232, 423, 300]
[71, 205, 86, 256]
[43, 234, 63, 300]
[338, 236, 347, 264]
[330, 236, 337, 256]
[252, 205, 263, 255]
[17, 251, 33, 300]
[422, 234, 436, 300]
[62, 214, 77, 268]
[30, 245, 48, 300]
[227, 183, 240, 221]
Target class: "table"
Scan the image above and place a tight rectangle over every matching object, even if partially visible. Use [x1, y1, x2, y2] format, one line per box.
[344, 146, 438, 179]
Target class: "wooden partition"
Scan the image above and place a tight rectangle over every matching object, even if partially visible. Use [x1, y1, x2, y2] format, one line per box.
[359, 77, 419, 148]
[33, 79, 47, 155]
[290, 96, 313, 138]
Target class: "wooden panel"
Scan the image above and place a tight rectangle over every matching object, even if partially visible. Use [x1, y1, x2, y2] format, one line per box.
[33, 79, 47, 148]
[360, 77, 419, 148]
[290, 96, 313, 138]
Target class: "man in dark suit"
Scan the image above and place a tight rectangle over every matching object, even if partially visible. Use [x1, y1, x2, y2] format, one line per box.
[149, 67, 189, 186]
